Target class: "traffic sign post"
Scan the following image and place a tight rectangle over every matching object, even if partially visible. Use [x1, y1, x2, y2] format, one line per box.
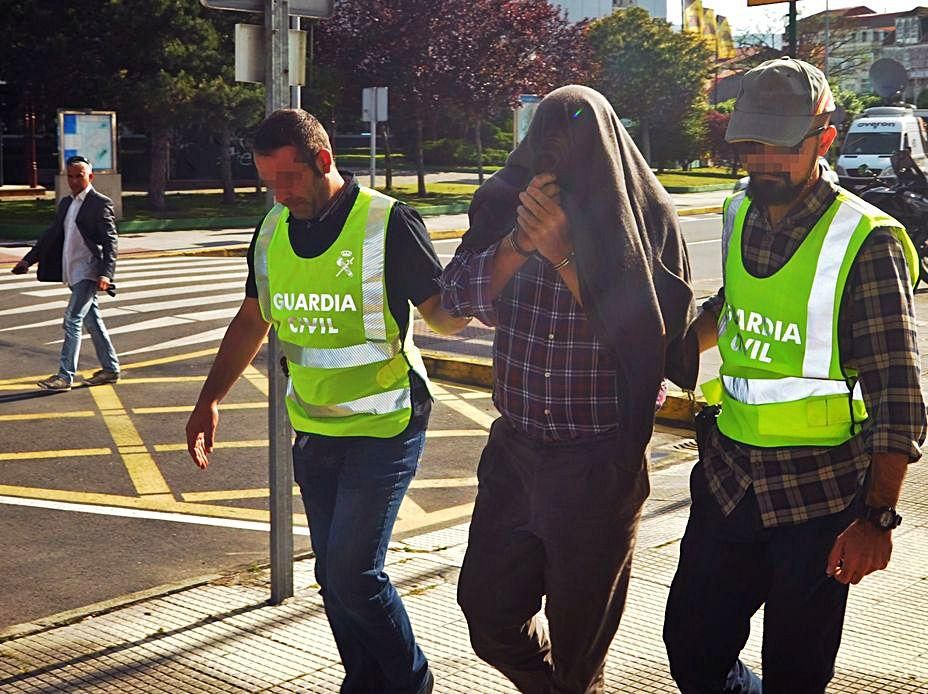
[203, 0, 335, 606]
[362, 87, 388, 188]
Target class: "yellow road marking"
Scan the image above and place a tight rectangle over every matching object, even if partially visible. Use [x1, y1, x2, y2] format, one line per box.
[393, 501, 475, 534]
[117, 377, 206, 384]
[182, 486, 301, 502]
[243, 364, 269, 396]
[0, 411, 95, 422]
[134, 402, 265, 415]
[153, 439, 267, 452]
[409, 477, 478, 489]
[0, 448, 111, 461]
[430, 383, 495, 429]
[399, 495, 426, 518]
[90, 385, 171, 496]
[425, 429, 487, 438]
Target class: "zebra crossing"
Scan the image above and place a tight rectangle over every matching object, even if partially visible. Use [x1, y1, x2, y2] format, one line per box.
[0, 255, 248, 363]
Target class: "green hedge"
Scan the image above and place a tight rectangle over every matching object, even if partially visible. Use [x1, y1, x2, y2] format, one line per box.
[420, 139, 509, 167]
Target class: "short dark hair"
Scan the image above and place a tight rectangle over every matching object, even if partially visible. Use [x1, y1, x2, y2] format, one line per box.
[66, 154, 92, 168]
[252, 109, 331, 175]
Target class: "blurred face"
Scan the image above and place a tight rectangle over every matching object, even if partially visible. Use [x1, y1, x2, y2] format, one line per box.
[67, 163, 93, 196]
[254, 145, 324, 219]
[737, 125, 837, 207]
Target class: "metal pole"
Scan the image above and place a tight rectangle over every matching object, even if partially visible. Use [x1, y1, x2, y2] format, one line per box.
[0, 121, 5, 188]
[369, 91, 377, 188]
[290, 15, 301, 109]
[788, 0, 797, 57]
[25, 94, 37, 189]
[824, 0, 830, 80]
[265, 0, 294, 606]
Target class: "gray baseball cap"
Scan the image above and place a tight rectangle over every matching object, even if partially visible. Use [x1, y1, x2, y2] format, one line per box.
[726, 57, 835, 147]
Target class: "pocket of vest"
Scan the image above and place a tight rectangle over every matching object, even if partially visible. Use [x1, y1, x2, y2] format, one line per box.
[806, 396, 852, 427]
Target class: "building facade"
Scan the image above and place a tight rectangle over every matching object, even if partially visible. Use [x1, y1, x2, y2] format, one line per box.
[550, 0, 667, 22]
[798, 6, 928, 103]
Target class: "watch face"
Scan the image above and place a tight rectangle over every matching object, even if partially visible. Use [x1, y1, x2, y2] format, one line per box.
[879, 510, 895, 528]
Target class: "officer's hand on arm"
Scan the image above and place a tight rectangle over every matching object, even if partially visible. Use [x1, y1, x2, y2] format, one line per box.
[826, 452, 908, 584]
[11, 260, 28, 275]
[186, 298, 271, 470]
[417, 294, 472, 336]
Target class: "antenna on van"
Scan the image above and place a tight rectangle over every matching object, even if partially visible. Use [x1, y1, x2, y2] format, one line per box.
[870, 59, 908, 105]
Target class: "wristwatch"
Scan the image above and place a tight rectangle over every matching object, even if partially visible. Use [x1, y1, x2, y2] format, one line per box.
[861, 505, 902, 531]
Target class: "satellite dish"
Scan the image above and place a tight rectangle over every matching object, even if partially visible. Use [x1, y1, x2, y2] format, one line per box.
[870, 59, 908, 102]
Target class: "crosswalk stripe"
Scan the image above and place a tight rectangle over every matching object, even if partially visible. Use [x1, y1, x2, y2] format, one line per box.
[22, 270, 247, 297]
[0, 281, 245, 317]
[118, 327, 229, 355]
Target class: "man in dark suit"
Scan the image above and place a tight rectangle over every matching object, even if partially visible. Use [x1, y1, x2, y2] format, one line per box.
[12, 155, 120, 391]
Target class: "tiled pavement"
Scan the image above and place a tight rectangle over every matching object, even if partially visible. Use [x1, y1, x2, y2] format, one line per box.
[2, 450, 926, 692]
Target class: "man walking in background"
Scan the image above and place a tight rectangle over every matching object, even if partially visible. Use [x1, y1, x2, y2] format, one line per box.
[11, 155, 120, 391]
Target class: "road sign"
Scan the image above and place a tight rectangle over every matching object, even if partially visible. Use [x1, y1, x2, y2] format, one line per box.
[234, 23, 306, 85]
[200, 0, 334, 17]
[362, 87, 388, 123]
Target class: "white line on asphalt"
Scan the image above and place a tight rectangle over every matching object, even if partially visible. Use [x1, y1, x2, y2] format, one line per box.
[22, 271, 247, 297]
[118, 327, 229, 356]
[686, 238, 722, 246]
[0, 495, 309, 535]
[47, 307, 239, 343]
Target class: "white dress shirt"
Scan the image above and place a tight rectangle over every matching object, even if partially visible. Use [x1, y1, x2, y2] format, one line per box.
[61, 185, 100, 287]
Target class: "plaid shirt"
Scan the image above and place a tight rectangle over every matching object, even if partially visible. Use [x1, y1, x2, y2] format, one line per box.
[702, 176, 926, 527]
[440, 241, 621, 442]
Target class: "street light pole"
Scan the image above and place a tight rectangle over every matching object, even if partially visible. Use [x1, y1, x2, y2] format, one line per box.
[24, 92, 38, 189]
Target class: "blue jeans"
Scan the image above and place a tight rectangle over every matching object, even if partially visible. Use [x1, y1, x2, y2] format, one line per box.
[663, 463, 856, 694]
[59, 279, 119, 383]
[293, 428, 430, 694]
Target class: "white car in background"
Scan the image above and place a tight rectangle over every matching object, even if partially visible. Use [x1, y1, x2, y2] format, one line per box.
[732, 158, 839, 192]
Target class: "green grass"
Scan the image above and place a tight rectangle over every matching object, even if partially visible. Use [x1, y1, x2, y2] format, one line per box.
[655, 166, 743, 188]
[382, 182, 477, 207]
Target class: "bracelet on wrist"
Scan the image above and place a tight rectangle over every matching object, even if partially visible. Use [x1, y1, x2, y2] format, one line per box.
[508, 227, 532, 257]
[551, 251, 575, 271]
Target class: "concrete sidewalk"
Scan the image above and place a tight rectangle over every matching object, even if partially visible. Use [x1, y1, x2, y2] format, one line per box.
[2, 447, 926, 692]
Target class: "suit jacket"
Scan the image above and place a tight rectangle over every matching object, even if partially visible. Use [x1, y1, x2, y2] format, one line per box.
[23, 188, 118, 282]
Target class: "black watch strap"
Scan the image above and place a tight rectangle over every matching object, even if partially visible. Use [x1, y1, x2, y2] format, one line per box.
[862, 505, 902, 531]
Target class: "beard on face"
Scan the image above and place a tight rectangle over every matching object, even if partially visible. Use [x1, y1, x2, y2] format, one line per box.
[746, 172, 802, 206]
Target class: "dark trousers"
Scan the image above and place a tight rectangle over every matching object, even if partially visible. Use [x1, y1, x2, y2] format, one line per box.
[293, 429, 431, 694]
[663, 462, 856, 694]
[457, 418, 649, 694]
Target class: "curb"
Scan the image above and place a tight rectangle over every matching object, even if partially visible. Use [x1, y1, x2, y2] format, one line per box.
[663, 183, 736, 193]
[677, 205, 722, 216]
[421, 351, 700, 428]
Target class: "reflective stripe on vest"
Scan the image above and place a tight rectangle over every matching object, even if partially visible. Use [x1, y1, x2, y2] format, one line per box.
[706, 189, 915, 447]
[253, 187, 429, 437]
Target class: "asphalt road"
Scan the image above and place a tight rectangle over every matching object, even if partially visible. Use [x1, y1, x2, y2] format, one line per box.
[0, 215, 722, 629]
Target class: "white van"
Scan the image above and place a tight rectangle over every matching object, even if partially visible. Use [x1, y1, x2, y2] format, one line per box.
[836, 106, 928, 187]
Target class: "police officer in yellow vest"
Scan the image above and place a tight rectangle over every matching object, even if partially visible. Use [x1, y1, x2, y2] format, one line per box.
[663, 59, 926, 693]
[185, 109, 470, 694]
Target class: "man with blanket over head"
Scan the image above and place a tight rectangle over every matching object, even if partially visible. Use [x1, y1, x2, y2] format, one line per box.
[440, 85, 697, 693]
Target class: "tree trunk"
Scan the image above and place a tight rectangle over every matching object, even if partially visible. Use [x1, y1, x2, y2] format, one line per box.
[638, 116, 652, 165]
[382, 123, 393, 191]
[149, 128, 170, 211]
[219, 123, 235, 204]
[415, 115, 426, 197]
[475, 117, 484, 185]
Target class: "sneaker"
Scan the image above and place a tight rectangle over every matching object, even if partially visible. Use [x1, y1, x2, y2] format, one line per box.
[84, 369, 120, 386]
[37, 374, 71, 391]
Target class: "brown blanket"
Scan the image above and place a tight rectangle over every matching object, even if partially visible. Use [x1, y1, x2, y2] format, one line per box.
[460, 85, 697, 461]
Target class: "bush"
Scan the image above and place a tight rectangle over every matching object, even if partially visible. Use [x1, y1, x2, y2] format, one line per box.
[420, 138, 509, 166]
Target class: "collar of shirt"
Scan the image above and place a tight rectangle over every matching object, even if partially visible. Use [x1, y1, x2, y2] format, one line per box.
[72, 185, 93, 203]
[290, 173, 356, 225]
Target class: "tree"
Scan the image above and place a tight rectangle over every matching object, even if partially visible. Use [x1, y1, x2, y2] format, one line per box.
[448, 0, 593, 184]
[318, 0, 468, 195]
[587, 7, 714, 164]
